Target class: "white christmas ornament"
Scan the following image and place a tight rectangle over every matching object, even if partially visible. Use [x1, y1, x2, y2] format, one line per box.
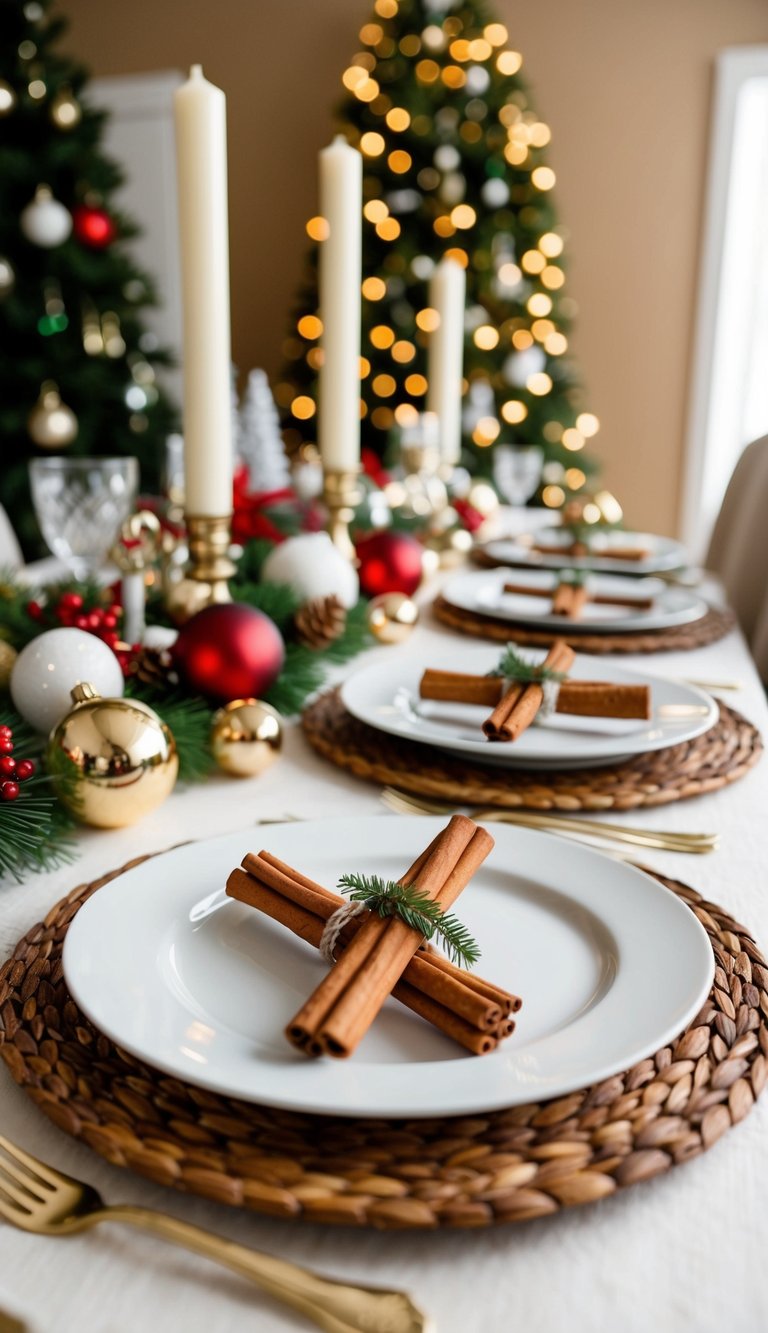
[10, 628, 124, 734]
[482, 178, 510, 209]
[262, 532, 359, 609]
[504, 346, 547, 387]
[238, 369, 291, 491]
[20, 185, 72, 248]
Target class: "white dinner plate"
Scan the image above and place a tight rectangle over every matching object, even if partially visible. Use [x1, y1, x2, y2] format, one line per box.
[484, 529, 689, 576]
[442, 567, 708, 633]
[62, 820, 714, 1118]
[341, 646, 718, 769]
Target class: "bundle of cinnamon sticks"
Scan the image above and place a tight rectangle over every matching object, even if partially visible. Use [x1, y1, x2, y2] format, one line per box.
[226, 816, 520, 1059]
[503, 579, 655, 620]
[419, 641, 651, 743]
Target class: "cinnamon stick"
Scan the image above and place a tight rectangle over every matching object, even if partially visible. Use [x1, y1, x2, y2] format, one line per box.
[278, 817, 494, 1058]
[503, 581, 655, 612]
[242, 850, 521, 1020]
[551, 582, 588, 619]
[482, 640, 575, 742]
[419, 669, 650, 720]
[227, 861, 519, 1054]
[530, 540, 648, 561]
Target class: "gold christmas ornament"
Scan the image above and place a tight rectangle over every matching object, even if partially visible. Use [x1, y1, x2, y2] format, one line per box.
[424, 524, 473, 568]
[47, 683, 178, 828]
[210, 699, 283, 778]
[0, 640, 18, 689]
[27, 381, 78, 447]
[366, 592, 420, 644]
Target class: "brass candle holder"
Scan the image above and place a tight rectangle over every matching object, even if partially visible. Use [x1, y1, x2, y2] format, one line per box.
[165, 513, 236, 624]
[323, 467, 363, 562]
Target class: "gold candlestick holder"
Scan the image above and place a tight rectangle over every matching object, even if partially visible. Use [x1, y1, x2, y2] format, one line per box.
[165, 513, 236, 624]
[323, 467, 363, 562]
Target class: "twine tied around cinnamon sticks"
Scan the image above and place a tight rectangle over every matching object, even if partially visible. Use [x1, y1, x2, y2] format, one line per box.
[226, 816, 521, 1059]
[418, 641, 652, 743]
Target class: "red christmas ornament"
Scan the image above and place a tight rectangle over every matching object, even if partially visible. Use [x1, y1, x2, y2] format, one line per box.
[356, 530, 424, 598]
[16, 759, 35, 781]
[72, 203, 117, 248]
[172, 603, 285, 704]
[1, 782, 20, 802]
[0, 756, 17, 777]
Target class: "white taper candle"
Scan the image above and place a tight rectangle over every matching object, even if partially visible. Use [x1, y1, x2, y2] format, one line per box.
[173, 65, 233, 516]
[318, 136, 362, 473]
[427, 258, 466, 465]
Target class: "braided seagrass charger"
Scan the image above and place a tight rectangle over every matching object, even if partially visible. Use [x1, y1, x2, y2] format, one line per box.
[301, 690, 761, 812]
[1, 855, 766, 1230]
[432, 594, 735, 654]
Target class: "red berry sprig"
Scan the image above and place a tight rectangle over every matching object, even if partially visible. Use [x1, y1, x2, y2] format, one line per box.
[0, 724, 36, 802]
[26, 590, 124, 650]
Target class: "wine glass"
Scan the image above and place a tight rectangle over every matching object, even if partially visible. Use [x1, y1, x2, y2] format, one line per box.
[492, 445, 544, 507]
[29, 456, 139, 578]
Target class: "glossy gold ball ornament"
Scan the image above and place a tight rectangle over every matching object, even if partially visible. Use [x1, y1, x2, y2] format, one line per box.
[366, 593, 420, 644]
[210, 699, 283, 778]
[27, 382, 78, 448]
[0, 640, 18, 689]
[47, 683, 178, 828]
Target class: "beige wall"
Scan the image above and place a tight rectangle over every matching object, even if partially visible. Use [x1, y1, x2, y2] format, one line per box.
[64, 0, 768, 535]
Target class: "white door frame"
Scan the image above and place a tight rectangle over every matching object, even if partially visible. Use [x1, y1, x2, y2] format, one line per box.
[680, 45, 768, 559]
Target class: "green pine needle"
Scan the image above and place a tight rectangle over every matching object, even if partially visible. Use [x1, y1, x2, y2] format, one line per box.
[338, 873, 480, 969]
[490, 643, 568, 684]
[556, 567, 587, 588]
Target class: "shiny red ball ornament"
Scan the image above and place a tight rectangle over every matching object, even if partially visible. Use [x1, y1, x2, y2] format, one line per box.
[172, 602, 285, 704]
[72, 203, 117, 248]
[0, 756, 16, 777]
[356, 530, 424, 598]
[1, 782, 19, 801]
[16, 759, 35, 781]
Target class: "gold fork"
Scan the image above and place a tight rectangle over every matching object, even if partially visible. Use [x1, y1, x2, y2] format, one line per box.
[381, 788, 719, 854]
[0, 1134, 429, 1333]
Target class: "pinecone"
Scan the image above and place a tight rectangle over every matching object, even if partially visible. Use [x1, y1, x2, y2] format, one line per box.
[127, 645, 179, 690]
[294, 595, 347, 650]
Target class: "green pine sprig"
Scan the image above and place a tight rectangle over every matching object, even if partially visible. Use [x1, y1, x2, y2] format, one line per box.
[337, 873, 480, 969]
[556, 567, 587, 588]
[490, 643, 568, 684]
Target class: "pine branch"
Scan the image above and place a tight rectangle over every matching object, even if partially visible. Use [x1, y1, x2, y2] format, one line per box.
[490, 644, 568, 684]
[556, 567, 587, 588]
[125, 685, 215, 784]
[338, 873, 480, 969]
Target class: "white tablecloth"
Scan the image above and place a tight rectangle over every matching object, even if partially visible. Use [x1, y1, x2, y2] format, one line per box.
[1, 560, 767, 1333]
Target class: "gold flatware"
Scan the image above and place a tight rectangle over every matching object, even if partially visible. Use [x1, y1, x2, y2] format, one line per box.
[0, 1135, 430, 1333]
[681, 679, 743, 693]
[381, 788, 718, 854]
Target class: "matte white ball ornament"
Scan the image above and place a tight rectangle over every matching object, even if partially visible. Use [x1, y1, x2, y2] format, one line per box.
[20, 185, 73, 248]
[10, 628, 124, 734]
[261, 532, 359, 610]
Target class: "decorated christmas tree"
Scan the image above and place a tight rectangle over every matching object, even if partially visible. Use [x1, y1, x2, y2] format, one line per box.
[277, 0, 600, 506]
[0, 0, 177, 556]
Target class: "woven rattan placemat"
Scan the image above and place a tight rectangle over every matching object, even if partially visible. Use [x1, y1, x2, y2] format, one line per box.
[301, 690, 761, 812]
[433, 595, 735, 654]
[1, 856, 765, 1230]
